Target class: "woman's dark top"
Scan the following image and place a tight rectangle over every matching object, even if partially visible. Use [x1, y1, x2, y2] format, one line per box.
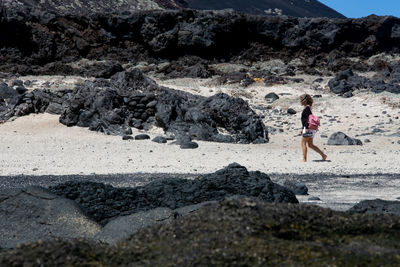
[301, 106, 312, 129]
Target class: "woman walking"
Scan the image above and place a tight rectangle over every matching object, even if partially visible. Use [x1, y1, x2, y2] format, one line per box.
[300, 94, 327, 162]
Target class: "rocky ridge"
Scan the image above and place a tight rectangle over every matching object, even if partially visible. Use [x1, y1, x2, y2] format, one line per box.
[0, 9, 399, 76]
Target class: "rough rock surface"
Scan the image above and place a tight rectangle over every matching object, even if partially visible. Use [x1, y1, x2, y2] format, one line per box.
[3, 198, 400, 266]
[49, 163, 298, 225]
[0, 9, 399, 75]
[328, 69, 400, 96]
[0, 186, 101, 248]
[348, 199, 400, 216]
[95, 207, 174, 244]
[95, 201, 216, 244]
[327, 132, 363, 146]
[0, 88, 71, 121]
[0, 69, 267, 142]
[282, 180, 308, 195]
[1, 0, 186, 15]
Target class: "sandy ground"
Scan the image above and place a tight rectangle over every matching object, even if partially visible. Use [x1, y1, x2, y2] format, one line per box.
[1, 74, 400, 210]
[0, 111, 399, 176]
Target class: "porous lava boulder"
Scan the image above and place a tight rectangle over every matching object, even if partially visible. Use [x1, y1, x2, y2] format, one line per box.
[348, 199, 400, 216]
[0, 186, 101, 248]
[49, 163, 298, 225]
[327, 132, 362, 145]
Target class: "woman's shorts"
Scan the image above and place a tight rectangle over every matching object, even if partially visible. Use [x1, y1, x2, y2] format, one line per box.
[303, 130, 316, 138]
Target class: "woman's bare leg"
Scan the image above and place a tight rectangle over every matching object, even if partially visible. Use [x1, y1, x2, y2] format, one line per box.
[307, 138, 327, 160]
[302, 137, 309, 162]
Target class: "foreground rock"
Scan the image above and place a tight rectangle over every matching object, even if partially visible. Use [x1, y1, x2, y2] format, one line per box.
[96, 201, 216, 244]
[0, 187, 101, 248]
[2, 198, 400, 265]
[49, 163, 297, 225]
[348, 199, 400, 216]
[327, 132, 362, 145]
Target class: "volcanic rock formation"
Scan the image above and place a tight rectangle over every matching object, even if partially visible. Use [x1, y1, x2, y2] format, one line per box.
[0, 9, 399, 76]
[49, 163, 297, 225]
[0, 69, 267, 143]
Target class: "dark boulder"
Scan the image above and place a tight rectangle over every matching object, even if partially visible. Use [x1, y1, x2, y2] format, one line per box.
[287, 108, 297, 115]
[49, 163, 298, 225]
[283, 180, 308, 195]
[328, 69, 367, 95]
[348, 199, 400, 216]
[327, 132, 362, 145]
[135, 134, 150, 140]
[152, 136, 168, 143]
[122, 135, 134, 140]
[264, 92, 279, 102]
[180, 141, 199, 149]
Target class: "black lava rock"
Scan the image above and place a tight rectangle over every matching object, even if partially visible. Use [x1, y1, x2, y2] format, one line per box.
[283, 180, 308, 195]
[49, 163, 298, 225]
[180, 141, 199, 149]
[135, 134, 150, 140]
[152, 136, 167, 143]
[264, 92, 279, 102]
[327, 132, 363, 145]
[287, 108, 297, 115]
[122, 135, 134, 140]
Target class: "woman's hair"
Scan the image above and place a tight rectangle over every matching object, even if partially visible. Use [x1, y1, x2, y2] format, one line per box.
[300, 94, 313, 106]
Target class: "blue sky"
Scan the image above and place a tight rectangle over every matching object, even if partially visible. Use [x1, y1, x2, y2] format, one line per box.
[319, 0, 400, 18]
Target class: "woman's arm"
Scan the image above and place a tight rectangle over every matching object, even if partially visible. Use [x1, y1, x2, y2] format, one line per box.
[301, 106, 311, 129]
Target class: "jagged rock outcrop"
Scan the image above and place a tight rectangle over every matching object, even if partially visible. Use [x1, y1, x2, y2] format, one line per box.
[0, 69, 267, 143]
[49, 163, 298, 225]
[0, 9, 399, 75]
[328, 69, 400, 96]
